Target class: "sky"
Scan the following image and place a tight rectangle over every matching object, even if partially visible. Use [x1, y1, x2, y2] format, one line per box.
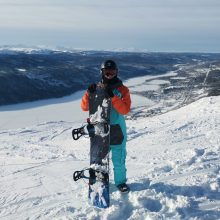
[0, 0, 220, 52]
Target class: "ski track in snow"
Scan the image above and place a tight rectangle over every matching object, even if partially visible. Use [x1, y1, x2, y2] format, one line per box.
[0, 96, 220, 219]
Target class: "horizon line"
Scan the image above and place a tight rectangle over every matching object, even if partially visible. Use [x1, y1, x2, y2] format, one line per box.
[0, 44, 220, 54]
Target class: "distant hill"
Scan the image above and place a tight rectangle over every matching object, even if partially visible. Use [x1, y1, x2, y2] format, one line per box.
[0, 47, 220, 105]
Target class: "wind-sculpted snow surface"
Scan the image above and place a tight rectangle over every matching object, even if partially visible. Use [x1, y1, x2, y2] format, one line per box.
[0, 96, 219, 219]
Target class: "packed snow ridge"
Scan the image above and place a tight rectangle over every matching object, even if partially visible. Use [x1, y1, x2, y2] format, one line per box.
[0, 94, 219, 219]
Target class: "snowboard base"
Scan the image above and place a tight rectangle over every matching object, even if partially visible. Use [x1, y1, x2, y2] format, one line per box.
[88, 84, 111, 208]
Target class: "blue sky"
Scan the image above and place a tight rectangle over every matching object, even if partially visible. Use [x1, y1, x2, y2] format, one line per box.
[0, 0, 220, 52]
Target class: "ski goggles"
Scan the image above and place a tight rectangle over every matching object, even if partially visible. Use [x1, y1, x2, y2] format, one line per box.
[102, 68, 117, 77]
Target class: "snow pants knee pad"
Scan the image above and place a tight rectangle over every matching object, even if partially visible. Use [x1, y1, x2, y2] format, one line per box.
[111, 143, 127, 186]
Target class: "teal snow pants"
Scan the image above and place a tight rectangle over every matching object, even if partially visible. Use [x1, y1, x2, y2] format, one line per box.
[110, 97, 127, 186]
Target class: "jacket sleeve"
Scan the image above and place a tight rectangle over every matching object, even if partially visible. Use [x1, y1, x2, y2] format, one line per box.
[112, 86, 131, 115]
[81, 91, 89, 111]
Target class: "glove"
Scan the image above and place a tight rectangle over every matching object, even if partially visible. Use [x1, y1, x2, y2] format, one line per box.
[88, 83, 96, 93]
[105, 86, 114, 98]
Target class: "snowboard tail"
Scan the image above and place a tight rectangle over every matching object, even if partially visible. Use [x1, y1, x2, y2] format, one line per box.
[88, 168, 109, 208]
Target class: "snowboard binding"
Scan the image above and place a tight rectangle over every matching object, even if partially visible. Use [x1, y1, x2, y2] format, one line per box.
[72, 119, 95, 140]
[73, 167, 109, 185]
[73, 169, 90, 181]
[72, 127, 85, 140]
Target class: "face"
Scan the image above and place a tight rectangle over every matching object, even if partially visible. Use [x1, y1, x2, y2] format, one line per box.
[103, 68, 117, 79]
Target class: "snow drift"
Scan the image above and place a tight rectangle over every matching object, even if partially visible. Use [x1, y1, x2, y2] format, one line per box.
[0, 95, 219, 219]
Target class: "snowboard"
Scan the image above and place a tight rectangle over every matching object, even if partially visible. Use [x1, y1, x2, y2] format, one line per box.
[88, 83, 111, 208]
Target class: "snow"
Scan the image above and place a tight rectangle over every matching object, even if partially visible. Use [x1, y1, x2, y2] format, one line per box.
[127, 72, 175, 92]
[0, 91, 87, 130]
[16, 68, 27, 72]
[125, 71, 177, 87]
[89, 99, 108, 124]
[0, 74, 220, 219]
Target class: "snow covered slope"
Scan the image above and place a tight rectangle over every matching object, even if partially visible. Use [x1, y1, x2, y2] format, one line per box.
[0, 95, 219, 219]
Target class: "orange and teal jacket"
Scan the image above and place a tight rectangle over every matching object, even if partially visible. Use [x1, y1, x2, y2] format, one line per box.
[81, 84, 131, 147]
[81, 84, 131, 115]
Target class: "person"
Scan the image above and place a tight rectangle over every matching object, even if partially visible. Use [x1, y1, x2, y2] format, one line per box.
[81, 59, 131, 193]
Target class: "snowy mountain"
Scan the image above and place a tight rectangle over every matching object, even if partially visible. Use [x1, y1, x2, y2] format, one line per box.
[0, 46, 220, 106]
[0, 71, 219, 219]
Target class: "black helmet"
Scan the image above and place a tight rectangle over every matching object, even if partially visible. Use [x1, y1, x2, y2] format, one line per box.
[101, 60, 118, 70]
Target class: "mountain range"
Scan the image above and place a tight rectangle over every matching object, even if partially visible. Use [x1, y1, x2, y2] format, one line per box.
[1, 47, 220, 107]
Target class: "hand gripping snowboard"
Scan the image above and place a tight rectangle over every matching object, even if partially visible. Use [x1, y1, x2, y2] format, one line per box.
[88, 83, 111, 208]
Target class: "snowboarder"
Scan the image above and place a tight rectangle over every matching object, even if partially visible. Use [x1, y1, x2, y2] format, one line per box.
[81, 60, 131, 193]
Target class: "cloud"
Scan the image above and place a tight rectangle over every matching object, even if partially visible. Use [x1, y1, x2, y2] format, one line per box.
[0, 0, 219, 30]
[0, 0, 219, 51]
